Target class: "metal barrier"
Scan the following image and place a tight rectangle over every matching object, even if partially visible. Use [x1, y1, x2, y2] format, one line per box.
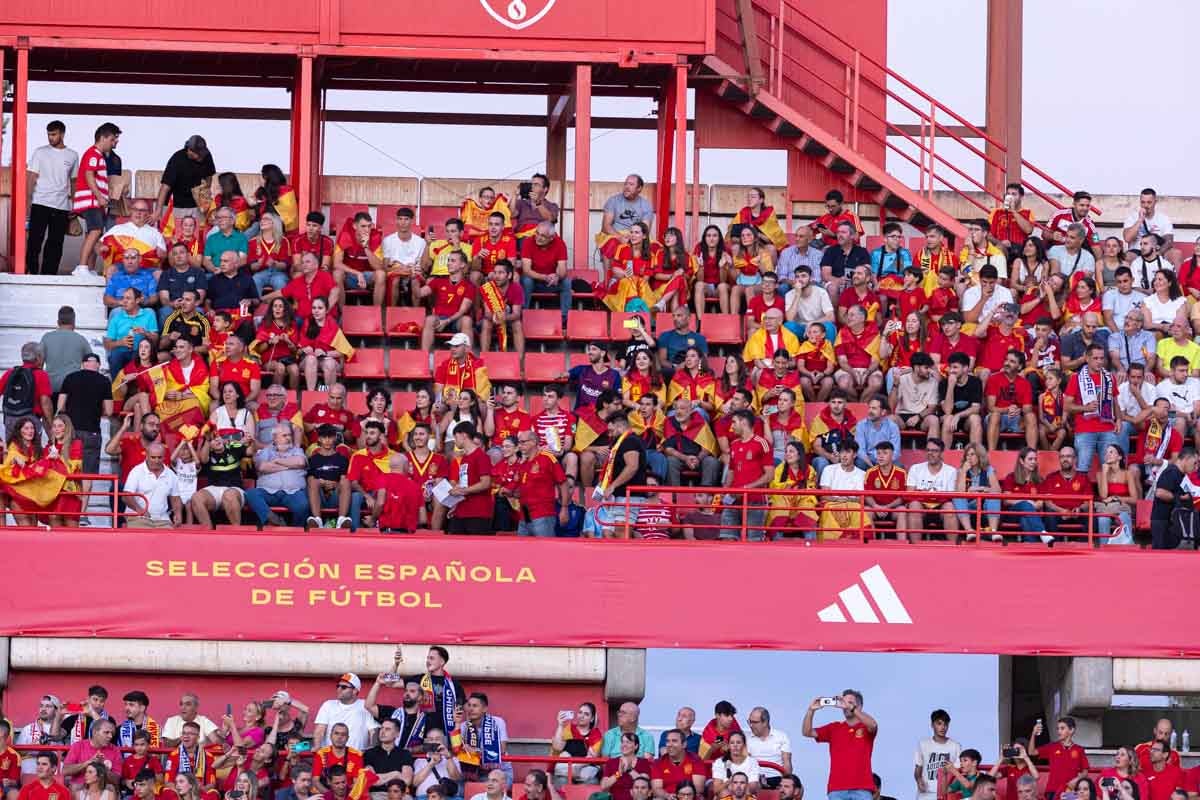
[1, 472, 147, 528]
[597, 486, 1121, 546]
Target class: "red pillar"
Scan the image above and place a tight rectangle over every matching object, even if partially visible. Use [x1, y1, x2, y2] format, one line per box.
[572, 64, 592, 269]
[10, 46, 30, 274]
[654, 86, 675, 240]
[985, 0, 1022, 195]
[672, 64, 688, 235]
[291, 55, 316, 223]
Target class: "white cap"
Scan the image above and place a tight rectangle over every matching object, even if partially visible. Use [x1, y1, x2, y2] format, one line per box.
[274, 690, 291, 703]
[338, 673, 362, 691]
[448, 332, 472, 347]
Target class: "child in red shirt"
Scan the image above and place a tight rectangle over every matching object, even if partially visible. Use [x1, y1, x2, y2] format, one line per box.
[1029, 717, 1089, 798]
[376, 453, 424, 533]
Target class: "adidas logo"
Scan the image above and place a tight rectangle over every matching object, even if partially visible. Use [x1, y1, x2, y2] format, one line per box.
[817, 564, 913, 624]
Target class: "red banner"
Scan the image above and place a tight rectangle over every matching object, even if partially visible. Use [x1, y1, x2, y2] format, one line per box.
[2, 529, 1197, 657]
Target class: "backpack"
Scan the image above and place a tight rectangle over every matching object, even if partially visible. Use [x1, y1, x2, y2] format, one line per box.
[2, 366, 37, 420]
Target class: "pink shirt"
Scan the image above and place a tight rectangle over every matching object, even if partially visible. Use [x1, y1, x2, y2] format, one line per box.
[64, 741, 123, 785]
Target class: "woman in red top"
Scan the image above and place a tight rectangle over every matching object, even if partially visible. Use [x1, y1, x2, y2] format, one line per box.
[649, 227, 694, 311]
[296, 297, 346, 391]
[255, 297, 300, 390]
[247, 214, 293, 295]
[879, 311, 924, 389]
[1097, 442, 1139, 544]
[600, 732, 652, 800]
[48, 414, 85, 528]
[491, 435, 522, 533]
[603, 222, 664, 313]
[170, 214, 205, 268]
[623, 350, 666, 410]
[550, 702, 604, 783]
[730, 225, 774, 316]
[1000, 446, 1050, 543]
[693, 225, 733, 313]
[715, 355, 754, 416]
[1062, 275, 1102, 331]
[211, 172, 253, 231]
[1018, 273, 1065, 327]
[1097, 746, 1149, 800]
[112, 339, 158, 420]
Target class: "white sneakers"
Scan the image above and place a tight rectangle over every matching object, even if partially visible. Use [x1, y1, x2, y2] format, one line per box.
[336, 516, 353, 529]
[306, 515, 323, 529]
[72, 264, 92, 277]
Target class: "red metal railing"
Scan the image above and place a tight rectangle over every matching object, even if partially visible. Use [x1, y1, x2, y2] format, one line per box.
[597, 486, 1120, 545]
[3, 473, 147, 528]
[713, 0, 1098, 224]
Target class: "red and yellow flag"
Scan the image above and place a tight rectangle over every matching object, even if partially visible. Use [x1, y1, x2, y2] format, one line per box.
[572, 405, 608, 453]
[274, 186, 299, 233]
[330, 329, 356, 361]
[349, 769, 379, 800]
[460, 194, 512, 238]
[0, 445, 70, 509]
[101, 233, 158, 270]
[478, 280, 508, 351]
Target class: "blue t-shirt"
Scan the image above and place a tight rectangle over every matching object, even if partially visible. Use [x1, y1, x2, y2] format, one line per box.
[869, 247, 913, 278]
[658, 729, 701, 755]
[657, 329, 709, 365]
[204, 229, 249, 265]
[567, 365, 622, 409]
[106, 307, 159, 348]
[105, 269, 159, 301]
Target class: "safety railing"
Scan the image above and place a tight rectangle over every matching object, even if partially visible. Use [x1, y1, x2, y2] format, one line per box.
[713, 0, 1099, 225]
[1, 472, 147, 529]
[596, 486, 1121, 546]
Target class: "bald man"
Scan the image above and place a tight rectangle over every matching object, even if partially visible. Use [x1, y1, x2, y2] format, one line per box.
[601, 702, 655, 758]
[123, 442, 183, 527]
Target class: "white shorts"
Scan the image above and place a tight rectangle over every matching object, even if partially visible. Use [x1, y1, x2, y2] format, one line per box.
[200, 485, 244, 503]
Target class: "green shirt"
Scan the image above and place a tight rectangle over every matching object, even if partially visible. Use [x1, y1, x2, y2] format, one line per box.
[600, 726, 656, 758]
[204, 229, 249, 266]
[948, 775, 978, 798]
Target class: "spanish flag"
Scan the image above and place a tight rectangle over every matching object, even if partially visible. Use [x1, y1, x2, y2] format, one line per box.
[274, 185, 299, 233]
[330, 329, 356, 361]
[628, 408, 666, 443]
[572, 405, 608, 453]
[796, 339, 836, 374]
[478, 279, 509, 351]
[0, 444, 70, 510]
[728, 205, 788, 250]
[767, 462, 819, 526]
[460, 194, 512, 239]
[101, 233, 159, 270]
[147, 361, 212, 450]
[349, 768, 379, 800]
[665, 411, 717, 456]
[395, 409, 433, 448]
[213, 194, 254, 231]
[699, 718, 742, 760]
[770, 410, 810, 449]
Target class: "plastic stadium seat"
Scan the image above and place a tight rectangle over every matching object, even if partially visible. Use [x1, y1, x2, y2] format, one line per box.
[988, 449, 1020, 478]
[863, 234, 884, 252]
[387, 351, 431, 382]
[1136, 499, 1151, 532]
[484, 352, 522, 383]
[343, 348, 385, 380]
[340, 306, 383, 337]
[567, 310, 610, 342]
[610, 311, 649, 341]
[392, 391, 418, 412]
[433, 350, 451, 373]
[386, 307, 426, 339]
[328, 203, 369, 235]
[567, 269, 600, 299]
[701, 313, 744, 345]
[804, 402, 827, 425]
[522, 309, 564, 342]
[563, 787, 599, 800]
[656, 310, 695, 333]
[523, 352, 567, 383]
[1038, 450, 1061, 477]
[301, 390, 368, 416]
[375, 204, 405, 236]
[909, 235, 926, 255]
[299, 390, 324, 413]
[845, 402, 869, 420]
[940, 449, 964, 469]
[418, 206, 460, 239]
[464, 785, 485, 800]
[707, 356, 727, 376]
[568, 352, 589, 371]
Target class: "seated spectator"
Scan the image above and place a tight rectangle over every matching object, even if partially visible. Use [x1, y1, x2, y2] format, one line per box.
[159, 290, 211, 361]
[656, 306, 708, 378]
[1155, 318, 1200, 379]
[653, 730, 706, 799]
[927, 312, 977, 375]
[662, 394, 720, 487]
[21, 753, 70, 800]
[380, 207, 425, 305]
[245, 425, 310, 527]
[531, 386, 575, 459]
[816, 439, 869, 540]
[746, 272, 787, 335]
[333, 212, 386, 306]
[550, 703, 603, 785]
[719, 410, 773, 541]
[168, 215, 205, 270]
[989, 183, 1035, 255]
[311, 723, 364, 793]
[1141, 269, 1187, 339]
[600, 222, 664, 313]
[209, 381, 255, 458]
[808, 389, 856, 475]
[602, 704, 656, 759]
[411, 729, 462, 798]
[862, 441, 905, 532]
[420, 252, 477, 359]
[202, 206, 249, 273]
[1040, 447, 1094, 542]
[952, 443, 1002, 537]
[601, 734, 653, 800]
[111, 339, 157, 422]
[939, 352, 983, 446]
[248, 214, 293, 295]
[363, 719, 414, 799]
[693, 225, 734, 313]
[1096, 442, 1139, 544]
[728, 226, 773, 317]
[869, 223, 913, 306]
[100, 199, 168, 275]
[470, 210, 518, 282]
[1102, 268, 1143, 333]
[744, 308, 801, 373]
[375, 452, 423, 533]
[271, 252, 340, 320]
[123, 443, 182, 528]
[762, 385, 807, 459]
[1011, 237, 1052, 297]
[255, 296, 301, 389]
[985, 349, 1037, 450]
[711, 734, 760, 795]
[479, 260, 525, 356]
[104, 248, 159, 311]
[211, 333, 262, 406]
[298, 297, 352, 392]
[836, 265, 881, 326]
[958, 219, 1007, 280]
[189, 434, 244, 528]
[811, 189, 862, 247]
[208, 173, 253, 233]
[514, 221, 571, 323]
[890, 352, 939, 440]
[1108, 311, 1156, 383]
[467, 770, 510, 800]
[104, 288, 159, 378]
[306, 423, 356, 530]
[879, 312, 924, 394]
[766, 439, 819, 538]
[853, 394, 899, 469]
[818, 220, 869, 299]
[423, 217, 474, 287]
[1048, 223, 1097, 286]
[317, 765, 349, 800]
[64, 718, 122, 786]
[960, 265, 1013, 328]
[252, 385, 299, 450]
[509, 173, 557, 239]
[293, 211, 335, 272]
[903, 437, 957, 543]
[161, 694, 218, 750]
[206, 250, 259, 317]
[795, 322, 836, 402]
[1117, 363, 1157, 452]
[1061, 313, 1109, 375]
[1133, 397, 1181, 488]
[654, 228, 698, 312]
[833, 305, 883, 401]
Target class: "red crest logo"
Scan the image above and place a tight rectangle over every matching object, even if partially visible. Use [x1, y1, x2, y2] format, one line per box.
[478, 0, 557, 30]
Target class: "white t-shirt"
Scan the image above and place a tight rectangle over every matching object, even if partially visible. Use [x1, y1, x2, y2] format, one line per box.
[1047, 245, 1096, 280]
[314, 698, 380, 751]
[124, 463, 179, 521]
[1143, 294, 1188, 326]
[174, 459, 198, 503]
[382, 232, 427, 266]
[745, 728, 791, 779]
[711, 755, 761, 785]
[906, 462, 958, 492]
[16, 721, 57, 773]
[1118, 381, 1158, 419]
[1102, 289, 1144, 330]
[820, 464, 866, 491]
[1157, 378, 1200, 415]
[106, 221, 167, 254]
[913, 737, 961, 800]
[28, 144, 80, 211]
[1128, 256, 1170, 293]
[1124, 208, 1175, 242]
[785, 286, 834, 325]
[161, 714, 219, 742]
[960, 284, 1013, 320]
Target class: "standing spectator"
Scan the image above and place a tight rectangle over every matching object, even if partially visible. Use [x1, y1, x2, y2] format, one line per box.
[652, 730, 706, 799]
[719, 410, 772, 541]
[153, 135, 216, 227]
[802, 691, 878, 800]
[245, 425, 310, 527]
[104, 413, 161, 496]
[434, 422, 493, 534]
[459, 694, 510, 783]
[913, 710, 960, 800]
[363, 719, 414, 800]
[514, 429, 569, 537]
[63, 718, 122, 787]
[1, 342, 55, 437]
[745, 707, 792, 789]
[313, 674, 379, 752]
[601, 734, 653, 800]
[595, 175, 654, 272]
[1028, 718, 1090, 800]
[123, 443, 182, 528]
[602, 704, 656, 759]
[988, 183, 1035, 256]
[17, 753, 70, 800]
[72, 123, 121, 276]
[40, 306, 92, 395]
[381, 207, 426, 305]
[16, 696, 63, 778]
[1150, 447, 1199, 549]
[160, 694, 218, 749]
[25, 120, 79, 276]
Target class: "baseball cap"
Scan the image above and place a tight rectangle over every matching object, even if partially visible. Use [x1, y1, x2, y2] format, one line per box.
[184, 134, 209, 159]
[42, 694, 62, 709]
[999, 302, 1020, 316]
[448, 333, 472, 347]
[338, 673, 362, 691]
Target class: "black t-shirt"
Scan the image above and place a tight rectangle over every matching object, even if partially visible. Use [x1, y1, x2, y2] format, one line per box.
[309, 451, 350, 483]
[1153, 464, 1188, 521]
[363, 744, 414, 777]
[161, 312, 210, 349]
[610, 433, 648, 497]
[818, 244, 870, 278]
[619, 341, 651, 370]
[207, 270, 259, 311]
[162, 148, 217, 207]
[403, 675, 464, 730]
[203, 448, 244, 488]
[937, 375, 984, 415]
[158, 267, 209, 301]
[60, 369, 113, 433]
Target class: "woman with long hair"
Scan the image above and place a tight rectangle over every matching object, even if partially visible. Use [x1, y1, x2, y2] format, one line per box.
[211, 172, 253, 232]
[297, 297, 350, 391]
[879, 311, 925, 394]
[1096, 443, 1139, 545]
[254, 296, 300, 390]
[667, 347, 717, 416]
[248, 213, 293, 295]
[602, 221, 663, 313]
[728, 187, 787, 257]
[212, 701, 267, 749]
[209, 381, 255, 459]
[1095, 236, 1126, 289]
[766, 439, 818, 538]
[162, 773, 204, 800]
[75, 763, 115, 800]
[710, 731, 762, 797]
[258, 163, 298, 234]
[396, 386, 442, 450]
[1001, 446, 1051, 543]
[1142, 269, 1186, 337]
[730, 225, 774, 316]
[112, 337, 157, 422]
[952, 442, 1002, 537]
[693, 224, 733, 313]
[1012, 237, 1051, 296]
[0, 417, 49, 526]
[1175, 235, 1200, 301]
[440, 389, 482, 456]
[623, 349, 666, 410]
[714, 354, 753, 416]
[48, 414, 84, 528]
[649, 227, 694, 312]
[1097, 746, 1147, 800]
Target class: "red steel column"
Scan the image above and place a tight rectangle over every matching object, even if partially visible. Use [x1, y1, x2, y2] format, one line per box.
[985, 0, 1022, 194]
[654, 85, 675, 240]
[292, 54, 315, 223]
[10, 45, 30, 274]
[572, 64, 592, 269]
[672, 63, 688, 235]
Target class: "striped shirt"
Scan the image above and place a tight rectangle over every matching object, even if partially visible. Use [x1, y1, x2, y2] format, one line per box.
[532, 408, 576, 456]
[73, 145, 108, 212]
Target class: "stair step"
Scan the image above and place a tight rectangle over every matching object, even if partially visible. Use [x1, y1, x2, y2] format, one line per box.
[770, 119, 805, 137]
[718, 80, 750, 104]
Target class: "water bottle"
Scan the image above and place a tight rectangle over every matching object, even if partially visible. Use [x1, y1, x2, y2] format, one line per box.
[1183, 730, 1191, 753]
[458, 463, 469, 488]
[1170, 730, 1178, 751]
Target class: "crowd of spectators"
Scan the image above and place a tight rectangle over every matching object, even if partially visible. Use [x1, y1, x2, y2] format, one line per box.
[1, 648, 1192, 800]
[10, 120, 1200, 545]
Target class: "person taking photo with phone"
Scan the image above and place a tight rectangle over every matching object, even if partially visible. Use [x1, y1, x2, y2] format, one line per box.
[802, 691, 878, 800]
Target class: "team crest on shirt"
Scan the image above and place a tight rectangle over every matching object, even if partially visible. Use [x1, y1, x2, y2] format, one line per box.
[479, 0, 557, 29]
[49, 794, 59, 800]
[855, 729, 864, 738]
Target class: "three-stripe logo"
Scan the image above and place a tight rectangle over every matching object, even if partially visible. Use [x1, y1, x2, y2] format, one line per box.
[816, 564, 913, 624]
